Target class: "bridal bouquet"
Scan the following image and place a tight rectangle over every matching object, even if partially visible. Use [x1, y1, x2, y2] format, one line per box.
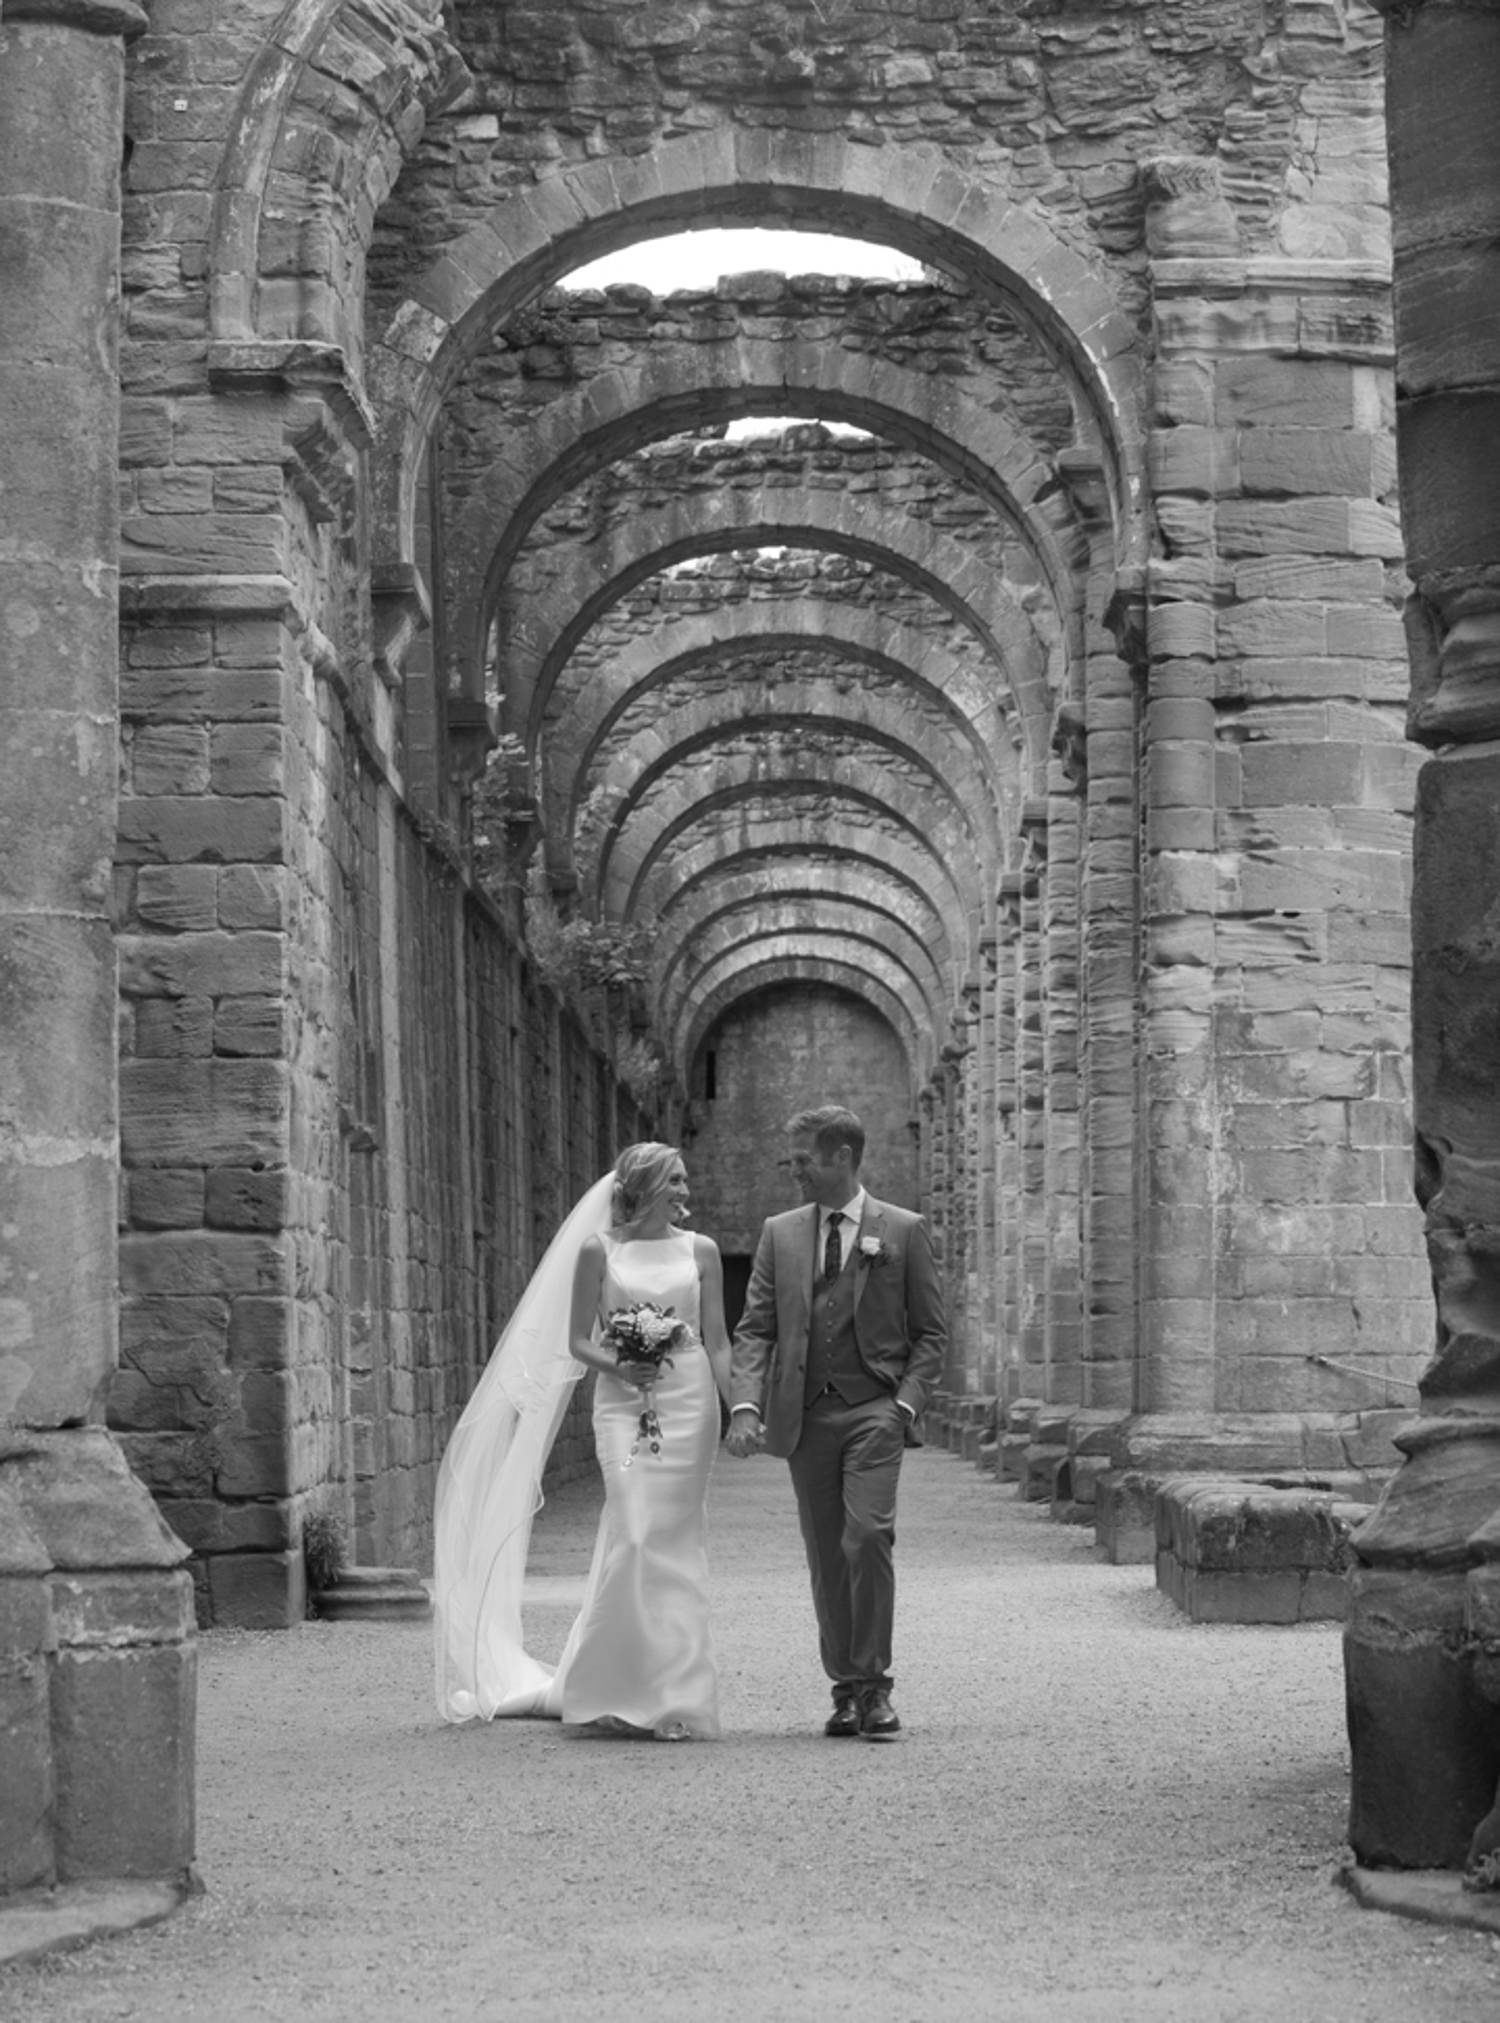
[602, 1302, 690, 1463]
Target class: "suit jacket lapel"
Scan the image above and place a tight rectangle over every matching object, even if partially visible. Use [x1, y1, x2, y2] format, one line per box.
[853, 1199, 886, 1315]
[800, 1202, 818, 1314]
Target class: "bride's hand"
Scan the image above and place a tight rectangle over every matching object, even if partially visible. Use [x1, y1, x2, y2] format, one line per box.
[617, 1360, 658, 1390]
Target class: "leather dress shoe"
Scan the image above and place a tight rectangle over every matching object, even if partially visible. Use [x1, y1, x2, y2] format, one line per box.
[859, 1688, 902, 1741]
[824, 1693, 862, 1738]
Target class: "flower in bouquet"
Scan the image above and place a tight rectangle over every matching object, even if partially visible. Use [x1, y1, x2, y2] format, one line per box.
[601, 1302, 691, 1463]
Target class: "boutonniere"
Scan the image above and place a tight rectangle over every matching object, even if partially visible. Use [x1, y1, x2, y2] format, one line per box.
[858, 1235, 892, 1267]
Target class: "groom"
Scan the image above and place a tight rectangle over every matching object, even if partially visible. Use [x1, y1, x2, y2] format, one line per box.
[726, 1105, 946, 1740]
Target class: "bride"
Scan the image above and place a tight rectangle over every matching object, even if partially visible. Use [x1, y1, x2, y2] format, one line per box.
[433, 1142, 731, 1738]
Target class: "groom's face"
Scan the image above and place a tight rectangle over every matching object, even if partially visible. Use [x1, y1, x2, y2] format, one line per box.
[787, 1132, 856, 1211]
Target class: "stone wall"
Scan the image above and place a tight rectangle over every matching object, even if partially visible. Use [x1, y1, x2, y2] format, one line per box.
[685, 982, 917, 1258]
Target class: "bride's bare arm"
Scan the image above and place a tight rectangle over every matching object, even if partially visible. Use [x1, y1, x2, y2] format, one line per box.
[567, 1236, 651, 1385]
[694, 1235, 732, 1403]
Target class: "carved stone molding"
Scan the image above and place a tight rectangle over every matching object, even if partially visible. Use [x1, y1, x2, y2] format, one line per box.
[1406, 581, 1500, 746]
[1, 0, 146, 34]
[444, 695, 500, 788]
[371, 562, 432, 692]
[1050, 704, 1088, 792]
[1142, 154, 1240, 260]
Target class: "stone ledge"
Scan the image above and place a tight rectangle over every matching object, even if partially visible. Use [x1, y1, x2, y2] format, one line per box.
[0, 1877, 190, 1968]
[1155, 1477, 1366, 1623]
[1342, 1865, 1500, 1937]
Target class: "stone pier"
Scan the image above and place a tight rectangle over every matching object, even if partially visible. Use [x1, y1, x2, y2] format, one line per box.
[0, 0, 194, 1899]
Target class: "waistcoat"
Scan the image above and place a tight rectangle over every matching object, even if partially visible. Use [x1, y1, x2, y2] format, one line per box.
[804, 1241, 885, 1405]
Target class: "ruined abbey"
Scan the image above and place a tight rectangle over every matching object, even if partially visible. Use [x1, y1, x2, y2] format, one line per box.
[3, 0, 1500, 1913]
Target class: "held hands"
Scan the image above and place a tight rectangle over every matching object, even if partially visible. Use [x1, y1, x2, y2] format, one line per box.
[724, 1410, 764, 1459]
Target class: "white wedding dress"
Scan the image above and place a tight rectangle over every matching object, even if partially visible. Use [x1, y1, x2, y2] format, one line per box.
[545, 1230, 721, 1736]
[433, 1196, 720, 1738]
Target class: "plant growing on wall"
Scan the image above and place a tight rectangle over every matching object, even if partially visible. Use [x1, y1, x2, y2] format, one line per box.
[471, 731, 532, 893]
[617, 1033, 666, 1110]
[524, 890, 655, 995]
[302, 1503, 348, 1596]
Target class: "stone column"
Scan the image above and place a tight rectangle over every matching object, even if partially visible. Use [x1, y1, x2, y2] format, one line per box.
[995, 877, 1022, 1407]
[1130, 153, 1425, 1433]
[974, 938, 1000, 1395]
[1081, 615, 1142, 1411]
[1017, 819, 1048, 1399]
[1345, 0, 1500, 1874]
[0, 0, 193, 1897]
[1043, 764, 1083, 1406]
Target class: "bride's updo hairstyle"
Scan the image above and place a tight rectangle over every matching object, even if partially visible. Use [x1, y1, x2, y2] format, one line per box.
[611, 1142, 679, 1227]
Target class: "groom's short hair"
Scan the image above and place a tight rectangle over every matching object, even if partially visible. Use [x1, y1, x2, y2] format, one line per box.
[787, 1105, 865, 1169]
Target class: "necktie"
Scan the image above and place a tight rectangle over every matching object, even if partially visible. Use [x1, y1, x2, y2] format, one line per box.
[823, 1211, 844, 1282]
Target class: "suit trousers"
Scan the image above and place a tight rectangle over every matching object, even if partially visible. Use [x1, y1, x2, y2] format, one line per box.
[787, 1390, 905, 1694]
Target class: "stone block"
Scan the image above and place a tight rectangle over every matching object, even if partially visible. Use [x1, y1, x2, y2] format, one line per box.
[128, 720, 211, 799]
[1341, 1409, 1414, 1471]
[1019, 1443, 1067, 1502]
[217, 865, 285, 931]
[1238, 428, 1376, 498]
[120, 510, 284, 577]
[1067, 1454, 1112, 1506]
[52, 1636, 195, 1881]
[118, 929, 284, 1002]
[0, 1649, 53, 1891]
[1094, 1470, 1161, 1565]
[1162, 1562, 1309, 1624]
[121, 664, 281, 724]
[1214, 357, 1355, 429]
[213, 1432, 291, 1499]
[226, 1296, 291, 1370]
[1239, 740, 1364, 808]
[117, 787, 286, 866]
[209, 726, 285, 797]
[120, 1061, 286, 1167]
[997, 1432, 1029, 1482]
[204, 1167, 288, 1230]
[1004, 1398, 1043, 1437]
[160, 1497, 291, 1555]
[1155, 1479, 1364, 1623]
[205, 1549, 303, 1630]
[213, 996, 283, 1057]
[3, 1432, 191, 1575]
[1346, 1565, 1500, 1869]
[126, 1169, 207, 1230]
[119, 1230, 287, 1300]
[48, 1570, 196, 1650]
[132, 996, 214, 1057]
[134, 865, 219, 933]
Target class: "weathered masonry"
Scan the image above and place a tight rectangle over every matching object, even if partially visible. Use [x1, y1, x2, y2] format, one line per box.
[2, 0, 1485, 1900]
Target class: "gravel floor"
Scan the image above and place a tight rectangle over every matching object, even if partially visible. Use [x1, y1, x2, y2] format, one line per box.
[5, 1448, 1499, 2022]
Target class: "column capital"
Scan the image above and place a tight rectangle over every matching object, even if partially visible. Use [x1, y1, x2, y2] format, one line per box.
[2, 0, 147, 36]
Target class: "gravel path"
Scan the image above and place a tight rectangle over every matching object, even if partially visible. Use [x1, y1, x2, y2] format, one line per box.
[5, 1448, 1499, 2022]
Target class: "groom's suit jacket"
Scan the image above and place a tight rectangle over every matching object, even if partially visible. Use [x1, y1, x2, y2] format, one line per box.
[729, 1195, 947, 1459]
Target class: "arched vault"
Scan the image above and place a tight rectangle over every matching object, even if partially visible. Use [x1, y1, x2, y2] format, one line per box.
[575, 693, 997, 912]
[504, 486, 1054, 779]
[364, 132, 1145, 576]
[453, 347, 1082, 695]
[677, 952, 928, 1089]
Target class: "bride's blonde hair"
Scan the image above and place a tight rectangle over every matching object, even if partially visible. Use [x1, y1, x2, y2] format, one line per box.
[611, 1141, 680, 1226]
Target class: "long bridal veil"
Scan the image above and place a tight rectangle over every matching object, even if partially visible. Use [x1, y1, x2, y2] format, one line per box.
[432, 1171, 614, 1722]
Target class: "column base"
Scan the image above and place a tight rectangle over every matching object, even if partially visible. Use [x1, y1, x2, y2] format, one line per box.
[0, 1431, 195, 1898]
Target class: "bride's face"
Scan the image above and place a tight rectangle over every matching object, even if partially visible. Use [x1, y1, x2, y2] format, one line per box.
[660, 1158, 691, 1223]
